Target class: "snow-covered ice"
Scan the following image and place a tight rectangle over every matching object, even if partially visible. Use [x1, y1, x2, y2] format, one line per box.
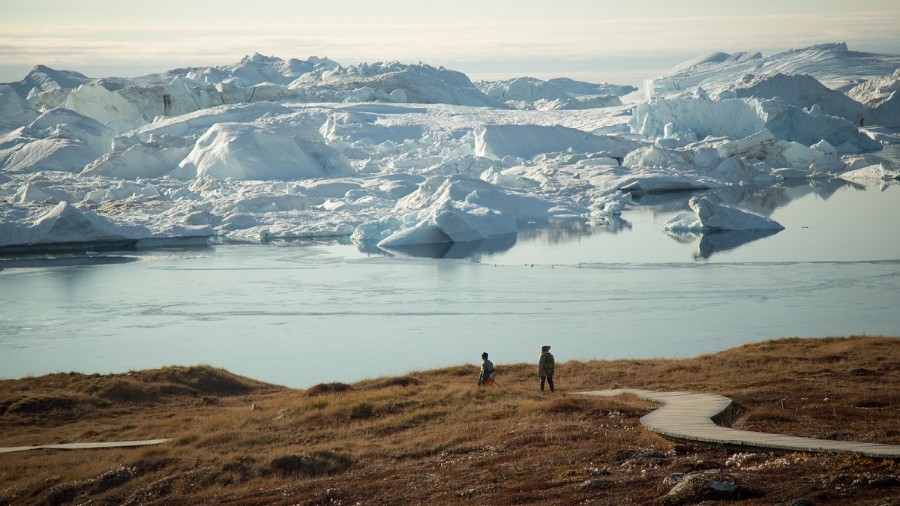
[1, 43, 898, 254]
[663, 196, 785, 232]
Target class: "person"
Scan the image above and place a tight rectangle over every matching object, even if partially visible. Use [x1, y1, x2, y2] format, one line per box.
[478, 352, 495, 387]
[538, 345, 555, 392]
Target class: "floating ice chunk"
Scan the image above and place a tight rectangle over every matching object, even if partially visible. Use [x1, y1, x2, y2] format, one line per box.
[809, 154, 846, 174]
[395, 175, 563, 218]
[361, 175, 569, 247]
[663, 196, 784, 232]
[618, 175, 719, 194]
[378, 205, 515, 247]
[839, 164, 900, 182]
[0, 201, 151, 247]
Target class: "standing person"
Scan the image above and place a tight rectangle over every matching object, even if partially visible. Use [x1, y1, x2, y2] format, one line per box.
[538, 345, 555, 392]
[478, 352, 495, 387]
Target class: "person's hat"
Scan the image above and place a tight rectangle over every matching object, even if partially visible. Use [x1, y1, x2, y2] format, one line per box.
[481, 352, 488, 359]
[541, 345, 551, 352]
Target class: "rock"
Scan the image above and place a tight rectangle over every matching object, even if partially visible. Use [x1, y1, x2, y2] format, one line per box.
[663, 472, 686, 486]
[660, 472, 741, 505]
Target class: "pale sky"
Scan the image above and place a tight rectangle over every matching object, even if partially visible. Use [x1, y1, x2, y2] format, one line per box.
[3, 0, 900, 85]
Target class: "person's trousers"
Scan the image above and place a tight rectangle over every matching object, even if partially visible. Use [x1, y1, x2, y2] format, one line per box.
[540, 374, 554, 392]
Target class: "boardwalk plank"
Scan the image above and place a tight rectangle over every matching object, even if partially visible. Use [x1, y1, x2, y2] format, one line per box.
[579, 389, 900, 458]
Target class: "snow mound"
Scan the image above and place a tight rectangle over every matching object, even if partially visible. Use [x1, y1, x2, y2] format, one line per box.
[663, 196, 784, 232]
[0, 108, 113, 173]
[172, 122, 347, 181]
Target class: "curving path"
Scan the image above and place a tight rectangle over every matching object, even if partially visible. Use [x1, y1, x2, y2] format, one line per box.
[0, 439, 170, 454]
[579, 389, 900, 459]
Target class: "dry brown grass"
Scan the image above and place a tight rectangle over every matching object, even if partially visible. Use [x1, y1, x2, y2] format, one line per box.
[1, 337, 898, 505]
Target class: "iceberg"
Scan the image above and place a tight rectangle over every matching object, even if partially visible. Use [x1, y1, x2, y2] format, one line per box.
[171, 122, 345, 181]
[729, 73, 867, 124]
[474, 124, 640, 160]
[663, 196, 785, 232]
[630, 96, 881, 153]
[0, 201, 149, 247]
[649, 43, 900, 98]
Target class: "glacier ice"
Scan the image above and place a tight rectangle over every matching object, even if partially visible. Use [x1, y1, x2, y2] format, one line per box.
[0, 44, 897, 253]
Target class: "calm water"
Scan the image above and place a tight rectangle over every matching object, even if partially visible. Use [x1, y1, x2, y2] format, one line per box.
[2, 179, 899, 387]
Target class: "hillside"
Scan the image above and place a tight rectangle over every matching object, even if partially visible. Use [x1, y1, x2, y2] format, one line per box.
[1, 336, 897, 504]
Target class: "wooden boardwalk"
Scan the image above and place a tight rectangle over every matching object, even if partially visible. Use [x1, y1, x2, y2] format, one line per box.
[579, 389, 900, 458]
[0, 439, 170, 454]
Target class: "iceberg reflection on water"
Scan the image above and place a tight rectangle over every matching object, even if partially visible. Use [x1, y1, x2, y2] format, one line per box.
[694, 230, 782, 259]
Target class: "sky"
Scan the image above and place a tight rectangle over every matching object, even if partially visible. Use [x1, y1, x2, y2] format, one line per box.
[3, 0, 900, 86]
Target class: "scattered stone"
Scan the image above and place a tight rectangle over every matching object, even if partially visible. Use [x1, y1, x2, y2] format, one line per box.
[663, 472, 685, 486]
[659, 472, 742, 505]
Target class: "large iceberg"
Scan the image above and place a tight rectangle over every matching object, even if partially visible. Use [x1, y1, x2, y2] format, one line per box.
[629, 95, 881, 153]
[649, 43, 900, 98]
